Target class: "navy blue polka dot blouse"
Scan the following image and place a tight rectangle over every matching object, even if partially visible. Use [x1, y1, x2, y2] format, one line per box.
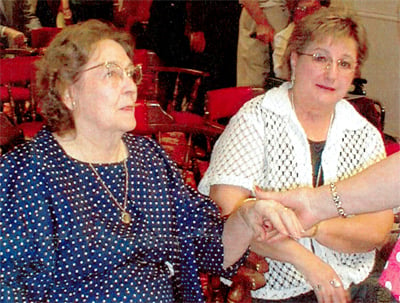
[0, 128, 244, 302]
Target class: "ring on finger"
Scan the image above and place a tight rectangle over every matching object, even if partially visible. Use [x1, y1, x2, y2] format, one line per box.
[330, 278, 341, 288]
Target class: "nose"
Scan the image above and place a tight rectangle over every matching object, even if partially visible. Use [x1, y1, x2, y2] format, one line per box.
[122, 76, 138, 100]
[324, 60, 339, 79]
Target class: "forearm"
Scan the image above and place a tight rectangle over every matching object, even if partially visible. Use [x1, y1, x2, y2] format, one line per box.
[314, 210, 394, 253]
[210, 184, 251, 216]
[219, 186, 304, 268]
[250, 229, 324, 269]
[241, 0, 270, 26]
[312, 153, 400, 218]
[222, 207, 253, 268]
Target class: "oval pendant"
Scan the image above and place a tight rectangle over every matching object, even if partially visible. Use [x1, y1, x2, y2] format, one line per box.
[121, 211, 131, 224]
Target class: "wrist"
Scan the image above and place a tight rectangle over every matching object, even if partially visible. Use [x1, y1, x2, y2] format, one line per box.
[236, 198, 257, 232]
[329, 182, 348, 218]
[309, 223, 320, 238]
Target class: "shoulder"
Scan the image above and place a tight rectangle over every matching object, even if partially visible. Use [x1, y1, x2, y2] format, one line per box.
[239, 82, 292, 117]
[1, 129, 54, 175]
[335, 99, 381, 135]
[124, 133, 165, 156]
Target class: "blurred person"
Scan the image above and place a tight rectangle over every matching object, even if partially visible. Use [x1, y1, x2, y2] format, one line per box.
[57, 0, 114, 26]
[112, 0, 152, 49]
[236, 0, 289, 87]
[33, 0, 60, 27]
[145, 0, 209, 114]
[146, 0, 207, 68]
[201, 0, 242, 89]
[0, 20, 304, 302]
[0, 0, 42, 48]
[199, 7, 394, 303]
[273, 0, 330, 79]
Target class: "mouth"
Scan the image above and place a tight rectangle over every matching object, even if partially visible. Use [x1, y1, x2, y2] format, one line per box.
[120, 105, 137, 111]
[316, 84, 335, 92]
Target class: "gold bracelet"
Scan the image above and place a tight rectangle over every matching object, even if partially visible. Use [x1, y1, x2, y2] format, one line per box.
[243, 197, 257, 203]
[309, 223, 319, 238]
[329, 182, 347, 218]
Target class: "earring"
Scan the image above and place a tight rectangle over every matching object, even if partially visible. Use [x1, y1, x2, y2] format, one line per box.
[291, 71, 295, 86]
[65, 92, 75, 110]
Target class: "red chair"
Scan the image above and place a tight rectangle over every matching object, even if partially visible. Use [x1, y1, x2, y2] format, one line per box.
[31, 27, 62, 49]
[204, 86, 265, 128]
[133, 49, 160, 101]
[132, 66, 210, 184]
[133, 85, 265, 185]
[0, 56, 40, 124]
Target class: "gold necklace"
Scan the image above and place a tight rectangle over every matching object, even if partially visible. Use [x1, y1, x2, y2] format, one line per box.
[88, 160, 131, 224]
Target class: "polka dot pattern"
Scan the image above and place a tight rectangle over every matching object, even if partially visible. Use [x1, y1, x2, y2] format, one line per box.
[0, 128, 241, 302]
[379, 240, 400, 301]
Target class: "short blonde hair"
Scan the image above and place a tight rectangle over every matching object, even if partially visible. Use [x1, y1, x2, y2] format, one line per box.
[287, 6, 368, 72]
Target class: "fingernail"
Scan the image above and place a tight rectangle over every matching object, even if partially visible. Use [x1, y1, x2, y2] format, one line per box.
[254, 185, 262, 192]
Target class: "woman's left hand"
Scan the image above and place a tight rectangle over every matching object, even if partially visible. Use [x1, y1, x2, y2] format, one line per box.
[299, 259, 350, 303]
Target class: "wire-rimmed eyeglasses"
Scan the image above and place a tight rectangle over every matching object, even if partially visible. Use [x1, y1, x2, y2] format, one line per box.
[297, 52, 357, 74]
[76, 61, 143, 85]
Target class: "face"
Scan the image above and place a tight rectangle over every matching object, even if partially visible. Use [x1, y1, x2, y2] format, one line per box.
[293, 0, 321, 23]
[291, 36, 357, 109]
[67, 39, 138, 137]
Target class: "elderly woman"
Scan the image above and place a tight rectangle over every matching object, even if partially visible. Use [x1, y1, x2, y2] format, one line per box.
[0, 20, 303, 302]
[199, 7, 394, 303]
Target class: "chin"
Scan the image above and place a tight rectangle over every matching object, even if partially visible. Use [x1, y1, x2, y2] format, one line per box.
[124, 120, 137, 132]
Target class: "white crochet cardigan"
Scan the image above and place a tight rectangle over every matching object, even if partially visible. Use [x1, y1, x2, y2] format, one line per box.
[199, 82, 386, 300]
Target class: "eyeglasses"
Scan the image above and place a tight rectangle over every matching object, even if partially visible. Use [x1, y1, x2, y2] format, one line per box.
[77, 61, 143, 85]
[297, 52, 357, 74]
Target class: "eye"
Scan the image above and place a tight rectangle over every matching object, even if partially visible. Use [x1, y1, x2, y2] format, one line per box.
[105, 63, 122, 79]
[338, 60, 353, 70]
[313, 53, 328, 63]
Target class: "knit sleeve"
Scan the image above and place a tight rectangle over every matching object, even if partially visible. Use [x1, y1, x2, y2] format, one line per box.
[198, 98, 266, 195]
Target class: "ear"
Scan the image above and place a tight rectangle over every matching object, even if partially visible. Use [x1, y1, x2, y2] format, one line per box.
[62, 86, 77, 111]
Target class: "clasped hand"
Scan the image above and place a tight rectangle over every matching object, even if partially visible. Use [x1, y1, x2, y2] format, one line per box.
[237, 194, 350, 303]
[237, 198, 304, 242]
